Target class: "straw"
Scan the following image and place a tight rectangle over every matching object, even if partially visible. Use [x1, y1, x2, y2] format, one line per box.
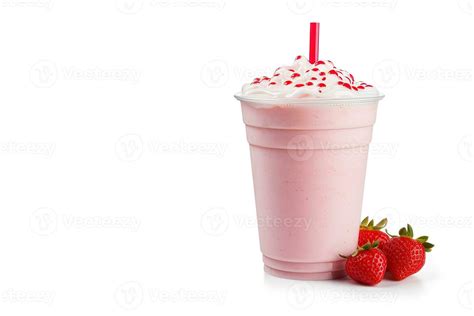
[309, 22, 320, 64]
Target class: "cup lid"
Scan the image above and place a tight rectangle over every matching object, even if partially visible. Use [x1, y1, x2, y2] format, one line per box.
[234, 93, 385, 105]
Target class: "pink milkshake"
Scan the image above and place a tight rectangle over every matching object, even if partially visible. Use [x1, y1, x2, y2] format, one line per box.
[235, 56, 383, 280]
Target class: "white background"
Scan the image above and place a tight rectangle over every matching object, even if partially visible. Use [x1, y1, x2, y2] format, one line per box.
[0, 0, 472, 315]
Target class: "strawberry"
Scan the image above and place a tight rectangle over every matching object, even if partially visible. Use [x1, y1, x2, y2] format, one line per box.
[358, 216, 390, 249]
[383, 224, 434, 281]
[341, 241, 387, 286]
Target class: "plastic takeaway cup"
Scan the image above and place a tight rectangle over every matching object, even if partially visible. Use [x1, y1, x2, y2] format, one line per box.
[234, 94, 384, 280]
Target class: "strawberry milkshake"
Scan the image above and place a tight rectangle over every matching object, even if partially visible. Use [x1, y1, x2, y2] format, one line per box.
[235, 56, 383, 280]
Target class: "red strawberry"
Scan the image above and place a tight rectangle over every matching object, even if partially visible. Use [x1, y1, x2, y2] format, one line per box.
[341, 241, 387, 286]
[358, 217, 390, 249]
[383, 224, 434, 281]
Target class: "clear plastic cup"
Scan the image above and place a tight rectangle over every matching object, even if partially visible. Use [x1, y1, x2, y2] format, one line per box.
[235, 94, 384, 280]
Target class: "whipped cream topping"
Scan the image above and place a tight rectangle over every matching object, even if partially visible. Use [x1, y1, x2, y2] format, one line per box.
[241, 56, 379, 99]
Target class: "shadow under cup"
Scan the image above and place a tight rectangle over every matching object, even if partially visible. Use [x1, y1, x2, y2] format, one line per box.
[235, 95, 384, 280]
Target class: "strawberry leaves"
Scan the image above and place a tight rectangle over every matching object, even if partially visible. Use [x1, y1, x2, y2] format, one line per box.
[360, 216, 388, 231]
[340, 240, 381, 259]
[386, 224, 435, 252]
[422, 242, 435, 252]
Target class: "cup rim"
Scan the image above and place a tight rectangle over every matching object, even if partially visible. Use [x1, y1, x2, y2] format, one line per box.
[234, 93, 385, 105]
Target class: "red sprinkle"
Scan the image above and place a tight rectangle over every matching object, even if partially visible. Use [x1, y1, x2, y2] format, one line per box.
[316, 61, 326, 65]
[352, 86, 358, 91]
[291, 73, 301, 79]
[284, 80, 293, 85]
[328, 70, 338, 75]
[312, 68, 319, 71]
[319, 72, 326, 76]
[273, 73, 280, 77]
[349, 74, 354, 82]
[318, 83, 326, 88]
[357, 85, 365, 90]
[322, 77, 326, 81]
[343, 83, 351, 89]
[366, 84, 373, 87]
[295, 55, 302, 60]
[337, 81, 343, 85]
[289, 69, 295, 72]
[310, 77, 317, 80]
[306, 81, 314, 86]
[295, 84, 305, 87]
[269, 82, 276, 85]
